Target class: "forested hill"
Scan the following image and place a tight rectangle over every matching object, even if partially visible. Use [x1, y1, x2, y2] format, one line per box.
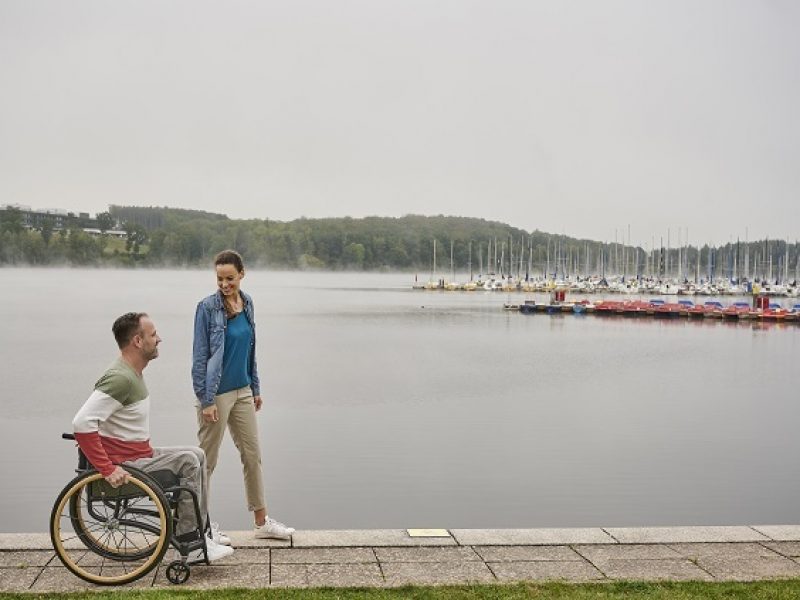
[110, 207, 562, 270]
[1, 205, 796, 278]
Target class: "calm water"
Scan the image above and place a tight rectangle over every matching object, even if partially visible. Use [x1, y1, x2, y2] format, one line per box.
[1, 269, 798, 533]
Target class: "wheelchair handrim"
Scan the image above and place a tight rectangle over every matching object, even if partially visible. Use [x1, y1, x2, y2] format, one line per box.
[51, 472, 169, 585]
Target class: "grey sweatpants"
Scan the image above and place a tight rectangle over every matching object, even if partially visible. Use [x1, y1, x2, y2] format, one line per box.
[125, 446, 209, 536]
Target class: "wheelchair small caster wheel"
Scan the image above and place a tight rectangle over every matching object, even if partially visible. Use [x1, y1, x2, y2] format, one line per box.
[166, 560, 190, 584]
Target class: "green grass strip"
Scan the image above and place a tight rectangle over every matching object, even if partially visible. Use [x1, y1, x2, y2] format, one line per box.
[5, 581, 800, 600]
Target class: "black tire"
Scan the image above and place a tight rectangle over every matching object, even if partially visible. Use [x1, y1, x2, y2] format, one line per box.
[166, 560, 191, 584]
[50, 468, 173, 585]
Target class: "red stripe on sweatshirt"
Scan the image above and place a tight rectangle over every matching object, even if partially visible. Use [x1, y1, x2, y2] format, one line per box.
[74, 432, 154, 477]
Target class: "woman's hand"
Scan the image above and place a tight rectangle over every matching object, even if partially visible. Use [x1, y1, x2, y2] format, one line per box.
[254, 395, 263, 412]
[202, 405, 219, 423]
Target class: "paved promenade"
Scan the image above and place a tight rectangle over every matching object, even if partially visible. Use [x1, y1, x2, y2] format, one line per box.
[4, 526, 800, 592]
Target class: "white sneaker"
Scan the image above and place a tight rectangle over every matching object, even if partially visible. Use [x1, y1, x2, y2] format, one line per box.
[254, 517, 295, 539]
[188, 536, 234, 563]
[211, 522, 231, 546]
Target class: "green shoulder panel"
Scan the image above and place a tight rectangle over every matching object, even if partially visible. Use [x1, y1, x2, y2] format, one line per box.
[94, 359, 149, 406]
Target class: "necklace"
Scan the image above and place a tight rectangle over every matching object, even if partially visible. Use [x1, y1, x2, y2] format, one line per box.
[225, 295, 243, 317]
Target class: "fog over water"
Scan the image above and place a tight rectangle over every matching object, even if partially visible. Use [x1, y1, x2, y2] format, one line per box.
[1, 269, 798, 533]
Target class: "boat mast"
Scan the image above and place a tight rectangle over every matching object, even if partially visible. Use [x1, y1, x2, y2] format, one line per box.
[468, 240, 473, 282]
[527, 236, 533, 282]
[708, 243, 713, 283]
[744, 227, 749, 280]
[450, 239, 454, 283]
[785, 239, 789, 284]
[546, 238, 550, 281]
[431, 239, 436, 283]
[492, 237, 497, 275]
[667, 228, 671, 280]
[695, 248, 700, 283]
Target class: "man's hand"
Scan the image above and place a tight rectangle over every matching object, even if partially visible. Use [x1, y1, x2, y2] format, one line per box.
[202, 405, 219, 423]
[254, 395, 263, 412]
[105, 466, 129, 488]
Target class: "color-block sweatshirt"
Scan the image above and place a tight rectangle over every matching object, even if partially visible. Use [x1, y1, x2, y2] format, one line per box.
[72, 358, 154, 477]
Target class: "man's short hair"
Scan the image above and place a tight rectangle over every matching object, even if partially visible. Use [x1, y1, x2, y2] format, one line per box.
[112, 312, 148, 349]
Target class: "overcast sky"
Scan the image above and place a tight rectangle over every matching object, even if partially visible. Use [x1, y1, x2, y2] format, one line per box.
[1, 0, 798, 246]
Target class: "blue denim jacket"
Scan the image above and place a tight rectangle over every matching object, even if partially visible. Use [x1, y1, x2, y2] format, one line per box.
[192, 290, 261, 408]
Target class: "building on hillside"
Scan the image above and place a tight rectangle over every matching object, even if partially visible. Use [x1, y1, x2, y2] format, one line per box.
[0, 205, 99, 231]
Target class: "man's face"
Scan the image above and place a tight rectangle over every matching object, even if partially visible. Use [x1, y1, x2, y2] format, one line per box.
[134, 316, 161, 360]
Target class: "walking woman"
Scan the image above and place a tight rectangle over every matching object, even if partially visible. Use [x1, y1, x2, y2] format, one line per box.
[192, 249, 294, 541]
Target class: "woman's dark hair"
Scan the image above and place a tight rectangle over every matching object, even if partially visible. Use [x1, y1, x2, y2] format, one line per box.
[214, 249, 245, 273]
[112, 312, 148, 349]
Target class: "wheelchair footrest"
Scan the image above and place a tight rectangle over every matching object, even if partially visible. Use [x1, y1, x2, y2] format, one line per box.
[173, 530, 211, 566]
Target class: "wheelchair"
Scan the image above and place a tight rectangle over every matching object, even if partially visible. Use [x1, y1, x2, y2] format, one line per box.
[50, 433, 213, 585]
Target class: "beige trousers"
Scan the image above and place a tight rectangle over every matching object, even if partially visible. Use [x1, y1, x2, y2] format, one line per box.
[197, 385, 266, 513]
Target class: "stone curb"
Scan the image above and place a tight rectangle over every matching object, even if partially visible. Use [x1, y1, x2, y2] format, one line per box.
[5, 526, 800, 591]
[5, 526, 800, 551]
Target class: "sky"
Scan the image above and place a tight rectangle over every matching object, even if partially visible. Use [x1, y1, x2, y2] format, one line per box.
[1, 0, 798, 247]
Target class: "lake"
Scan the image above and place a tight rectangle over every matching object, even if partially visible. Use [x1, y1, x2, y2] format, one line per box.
[0, 268, 798, 533]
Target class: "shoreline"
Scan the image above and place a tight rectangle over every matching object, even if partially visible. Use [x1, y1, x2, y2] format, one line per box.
[4, 525, 800, 591]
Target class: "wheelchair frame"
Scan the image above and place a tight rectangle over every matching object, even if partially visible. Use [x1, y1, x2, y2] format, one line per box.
[50, 433, 212, 585]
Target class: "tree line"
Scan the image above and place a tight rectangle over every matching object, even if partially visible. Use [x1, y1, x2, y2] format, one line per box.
[1, 204, 797, 281]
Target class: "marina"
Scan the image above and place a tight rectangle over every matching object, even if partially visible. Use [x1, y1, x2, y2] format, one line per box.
[413, 274, 799, 299]
[511, 296, 800, 323]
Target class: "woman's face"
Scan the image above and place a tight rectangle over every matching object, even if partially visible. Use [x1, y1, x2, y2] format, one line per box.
[216, 263, 244, 297]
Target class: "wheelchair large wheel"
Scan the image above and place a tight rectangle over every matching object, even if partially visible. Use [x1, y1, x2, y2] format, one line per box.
[50, 468, 173, 585]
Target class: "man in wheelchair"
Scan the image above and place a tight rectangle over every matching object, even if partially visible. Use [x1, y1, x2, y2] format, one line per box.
[72, 311, 234, 563]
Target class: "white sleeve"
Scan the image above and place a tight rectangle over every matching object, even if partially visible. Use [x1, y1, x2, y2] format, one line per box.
[72, 389, 122, 433]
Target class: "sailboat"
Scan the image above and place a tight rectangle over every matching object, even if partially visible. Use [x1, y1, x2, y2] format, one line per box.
[423, 239, 440, 289]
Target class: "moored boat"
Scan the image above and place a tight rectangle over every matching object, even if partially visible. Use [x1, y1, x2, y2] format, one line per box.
[594, 300, 624, 315]
[703, 300, 724, 318]
[722, 301, 751, 320]
[654, 302, 682, 318]
[677, 299, 694, 316]
[761, 302, 788, 321]
[621, 300, 653, 316]
[785, 304, 800, 322]
[687, 304, 707, 318]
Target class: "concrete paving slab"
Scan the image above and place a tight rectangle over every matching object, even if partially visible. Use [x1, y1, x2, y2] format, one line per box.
[668, 542, 781, 560]
[475, 546, 583, 562]
[575, 544, 682, 562]
[0, 551, 55, 567]
[292, 529, 455, 547]
[762, 541, 800, 557]
[0, 567, 42, 592]
[152, 565, 270, 589]
[225, 531, 291, 548]
[452, 528, 615, 546]
[382, 561, 495, 586]
[0, 534, 51, 551]
[605, 526, 769, 544]
[376, 547, 482, 563]
[752, 525, 800, 541]
[595, 559, 713, 581]
[489, 561, 603, 582]
[272, 548, 377, 564]
[214, 548, 271, 566]
[698, 557, 800, 581]
[31, 566, 156, 591]
[271, 563, 384, 587]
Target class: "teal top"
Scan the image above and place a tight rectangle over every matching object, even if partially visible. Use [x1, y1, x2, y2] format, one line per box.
[217, 312, 253, 394]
